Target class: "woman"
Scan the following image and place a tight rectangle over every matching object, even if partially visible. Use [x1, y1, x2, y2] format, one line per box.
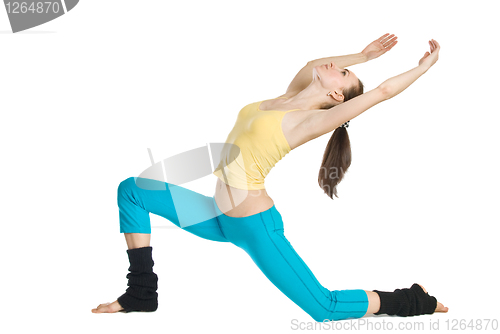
[92, 34, 448, 321]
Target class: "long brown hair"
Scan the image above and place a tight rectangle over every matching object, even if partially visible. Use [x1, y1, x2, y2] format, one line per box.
[318, 79, 364, 199]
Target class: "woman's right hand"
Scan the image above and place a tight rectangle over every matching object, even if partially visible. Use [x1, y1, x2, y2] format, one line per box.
[418, 39, 440, 69]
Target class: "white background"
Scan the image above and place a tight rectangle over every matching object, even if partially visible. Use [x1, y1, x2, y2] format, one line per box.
[1, 0, 499, 333]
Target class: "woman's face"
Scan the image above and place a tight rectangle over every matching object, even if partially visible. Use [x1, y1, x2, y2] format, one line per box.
[313, 61, 359, 101]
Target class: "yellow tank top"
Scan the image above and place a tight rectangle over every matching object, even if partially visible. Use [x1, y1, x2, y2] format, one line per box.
[212, 97, 300, 190]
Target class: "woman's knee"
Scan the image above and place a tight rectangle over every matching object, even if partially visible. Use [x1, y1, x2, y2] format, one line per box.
[302, 290, 369, 322]
[117, 177, 138, 205]
[320, 289, 369, 322]
[118, 177, 136, 194]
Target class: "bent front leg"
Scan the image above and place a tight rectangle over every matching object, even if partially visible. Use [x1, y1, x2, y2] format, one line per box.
[117, 176, 227, 242]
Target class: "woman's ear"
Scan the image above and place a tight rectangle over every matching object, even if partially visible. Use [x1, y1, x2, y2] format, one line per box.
[329, 90, 344, 102]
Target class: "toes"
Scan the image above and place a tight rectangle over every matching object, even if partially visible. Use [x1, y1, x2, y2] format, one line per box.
[418, 284, 427, 293]
[92, 303, 111, 313]
[92, 301, 124, 313]
[435, 302, 449, 313]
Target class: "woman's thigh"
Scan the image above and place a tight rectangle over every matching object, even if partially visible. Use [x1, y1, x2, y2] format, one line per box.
[215, 204, 368, 321]
[118, 177, 227, 242]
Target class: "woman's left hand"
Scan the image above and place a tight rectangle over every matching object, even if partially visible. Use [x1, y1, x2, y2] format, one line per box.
[361, 33, 398, 61]
[418, 39, 440, 69]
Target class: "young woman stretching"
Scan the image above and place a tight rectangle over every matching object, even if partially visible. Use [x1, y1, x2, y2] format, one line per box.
[92, 34, 448, 321]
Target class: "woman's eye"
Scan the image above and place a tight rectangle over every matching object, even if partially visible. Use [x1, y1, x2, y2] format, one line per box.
[342, 71, 346, 76]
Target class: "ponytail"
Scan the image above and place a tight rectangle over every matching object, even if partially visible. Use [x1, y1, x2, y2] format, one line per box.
[318, 79, 364, 199]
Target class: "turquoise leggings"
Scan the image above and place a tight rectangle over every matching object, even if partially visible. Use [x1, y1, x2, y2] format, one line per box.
[118, 177, 368, 321]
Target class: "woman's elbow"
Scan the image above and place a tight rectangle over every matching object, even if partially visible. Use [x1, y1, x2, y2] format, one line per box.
[376, 84, 393, 100]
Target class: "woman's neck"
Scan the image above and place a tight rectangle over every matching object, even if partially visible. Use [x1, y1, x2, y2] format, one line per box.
[280, 85, 331, 111]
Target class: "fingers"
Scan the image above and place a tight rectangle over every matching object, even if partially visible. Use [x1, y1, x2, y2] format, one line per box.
[380, 33, 397, 43]
[379, 33, 398, 51]
[379, 33, 393, 43]
[386, 39, 398, 51]
[429, 39, 440, 53]
[377, 33, 390, 43]
[429, 40, 435, 52]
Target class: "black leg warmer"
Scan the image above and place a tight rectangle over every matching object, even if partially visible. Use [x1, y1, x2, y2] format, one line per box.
[117, 246, 158, 312]
[374, 283, 437, 317]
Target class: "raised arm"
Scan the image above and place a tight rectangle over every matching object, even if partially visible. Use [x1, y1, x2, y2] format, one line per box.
[299, 39, 440, 141]
[284, 34, 398, 96]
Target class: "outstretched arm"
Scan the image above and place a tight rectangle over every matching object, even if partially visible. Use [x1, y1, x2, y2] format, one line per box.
[284, 34, 398, 95]
[299, 39, 440, 141]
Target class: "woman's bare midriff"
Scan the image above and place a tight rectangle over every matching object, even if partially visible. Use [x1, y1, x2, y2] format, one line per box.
[213, 177, 274, 217]
[212, 97, 312, 218]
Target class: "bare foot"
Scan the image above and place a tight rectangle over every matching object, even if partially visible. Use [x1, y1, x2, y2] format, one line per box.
[418, 284, 449, 313]
[91, 300, 124, 313]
